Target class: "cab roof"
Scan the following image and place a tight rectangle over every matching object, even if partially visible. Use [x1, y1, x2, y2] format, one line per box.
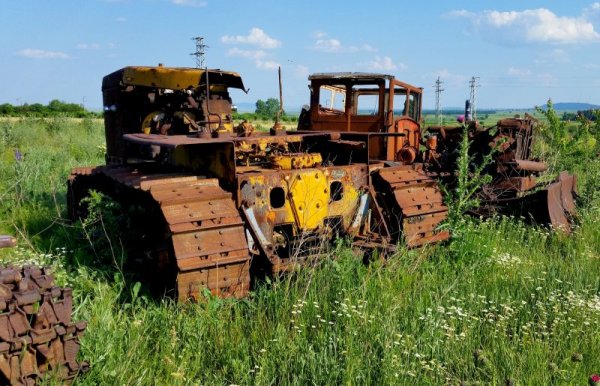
[102, 66, 246, 91]
[308, 72, 422, 92]
[309, 72, 395, 81]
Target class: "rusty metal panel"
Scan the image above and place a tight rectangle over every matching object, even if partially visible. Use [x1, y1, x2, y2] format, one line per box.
[172, 226, 248, 261]
[160, 198, 239, 226]
[0, 266, 87, 384]
[0, 237, 16, 249]
[374, 165, 449, 247]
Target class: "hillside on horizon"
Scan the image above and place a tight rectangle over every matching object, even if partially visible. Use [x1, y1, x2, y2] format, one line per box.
[550, 102, 600, 110]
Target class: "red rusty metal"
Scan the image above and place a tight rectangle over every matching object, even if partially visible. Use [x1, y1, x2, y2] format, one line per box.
[0, 266, 88, 385]
[372, 164, 449, 247]
[68, 68, 453, 302]
[426, 116, 578, 231]
[0, 237, 16, 250]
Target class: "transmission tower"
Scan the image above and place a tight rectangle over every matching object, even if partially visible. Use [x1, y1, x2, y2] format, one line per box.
[190, 37, 208, 68]
[469, 76, 480, 121]
[433, 76, 444, 126]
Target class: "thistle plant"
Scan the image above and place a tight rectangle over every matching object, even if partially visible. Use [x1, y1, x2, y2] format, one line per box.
[445, 124, 494, 232]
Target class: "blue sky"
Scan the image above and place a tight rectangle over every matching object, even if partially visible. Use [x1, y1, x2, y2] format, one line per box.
[1, 0, 600, 110]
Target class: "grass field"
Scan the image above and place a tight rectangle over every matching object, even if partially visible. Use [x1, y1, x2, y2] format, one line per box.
[0, 114, 599, 385]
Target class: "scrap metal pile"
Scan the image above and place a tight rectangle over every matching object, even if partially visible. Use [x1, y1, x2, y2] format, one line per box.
[0, 240, 87, 385]
[426, 116, 578, 231]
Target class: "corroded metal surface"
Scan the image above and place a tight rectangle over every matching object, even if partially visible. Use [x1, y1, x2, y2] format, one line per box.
[427, 116, 578, 231]
[69, 67, 456, 302]
[373, 164, 449, 248]
[70, 165, 251, 301]
[0, 237, 16, 249]
[0, 266, 88, 385]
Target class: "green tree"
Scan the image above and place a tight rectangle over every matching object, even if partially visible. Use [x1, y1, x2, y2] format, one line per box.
[255, 98, 281, 118]
[0, 104, 14, 115]
[255, 99, 267, 116]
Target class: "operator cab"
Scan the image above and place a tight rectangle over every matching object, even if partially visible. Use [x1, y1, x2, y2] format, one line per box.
[298, 73, 423, 162]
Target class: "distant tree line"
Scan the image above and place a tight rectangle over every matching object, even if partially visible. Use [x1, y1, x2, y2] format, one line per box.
[562, 109, 600, 122]
[232, 97, 297, 122]
[0, 100, 101, 118]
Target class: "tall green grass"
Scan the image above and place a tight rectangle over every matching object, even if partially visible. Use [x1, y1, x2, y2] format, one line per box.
[0, 116, 599, 385]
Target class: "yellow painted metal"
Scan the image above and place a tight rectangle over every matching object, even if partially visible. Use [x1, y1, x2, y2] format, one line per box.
[287, 170, 329, 230]
[236, 136, 304, 152]
[269, 153, 323, 170]
[244, 167, 361, 233]
[328, 176, 360, 224]
[122, 66, 242, 91]
[141, 111, 159, 134]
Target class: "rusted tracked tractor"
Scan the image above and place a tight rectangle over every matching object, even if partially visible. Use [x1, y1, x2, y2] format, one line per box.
[0, 261, 88, 385]
[426, 116, 578, 231]
[68, 67, 450, 301]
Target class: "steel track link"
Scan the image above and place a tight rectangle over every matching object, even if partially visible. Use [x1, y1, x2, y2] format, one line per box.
[0, 266, 87, 385]
[375, 164, 450, 247]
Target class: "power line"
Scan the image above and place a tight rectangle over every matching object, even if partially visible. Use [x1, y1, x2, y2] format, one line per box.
[190, 37, 208, 68]
[469, 76, 480, 121]
[433, 76, 444, 126]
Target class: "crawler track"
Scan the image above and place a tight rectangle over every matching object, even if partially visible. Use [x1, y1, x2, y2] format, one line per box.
[69, 166, 250, 301]
[373, 164, 449, 247]
[0, 266, 87, 385]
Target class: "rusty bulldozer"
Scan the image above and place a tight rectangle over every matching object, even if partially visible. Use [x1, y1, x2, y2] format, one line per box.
[426, 114, 578, 232]
[0, 236, 88, 385]
[67, 67, 451, 301]
[67, 66, 576, 302]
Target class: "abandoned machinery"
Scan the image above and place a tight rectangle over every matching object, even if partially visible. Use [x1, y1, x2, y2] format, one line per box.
[68, 66, 576, 301]
[426, 116, 577, 230]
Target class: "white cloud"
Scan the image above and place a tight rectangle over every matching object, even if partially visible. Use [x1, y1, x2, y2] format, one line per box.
[432, 69, 468, 87]
[256, 60, 280, 70]
[314, 38, 342, 52]
[227, 47, 267, 60]
[507, 67, 532, 77]
[171, 0, 207, 7]
[227, 48, 280, 70]
[311, 32, 376, 53]
[504, 68, 557, 86]
[535, 73, 557, 86]
[221, 28, 281, 49]
[76, 43, 100, 50]
[17, 48, 69, 59]
[312, 31, 328, 39]
[294, 64, 309, 78]
[115, 17, 127, 22]
[583, 63, 600, 69]
[447, 7, 600, 44]
[364, 56, 406, 71]
[534, 48, 570, 64]
[444, 9, 475, 18]
[585, 2, 600, 14]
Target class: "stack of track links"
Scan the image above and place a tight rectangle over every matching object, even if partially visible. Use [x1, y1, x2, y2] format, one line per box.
[0, 266, 87, 385]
